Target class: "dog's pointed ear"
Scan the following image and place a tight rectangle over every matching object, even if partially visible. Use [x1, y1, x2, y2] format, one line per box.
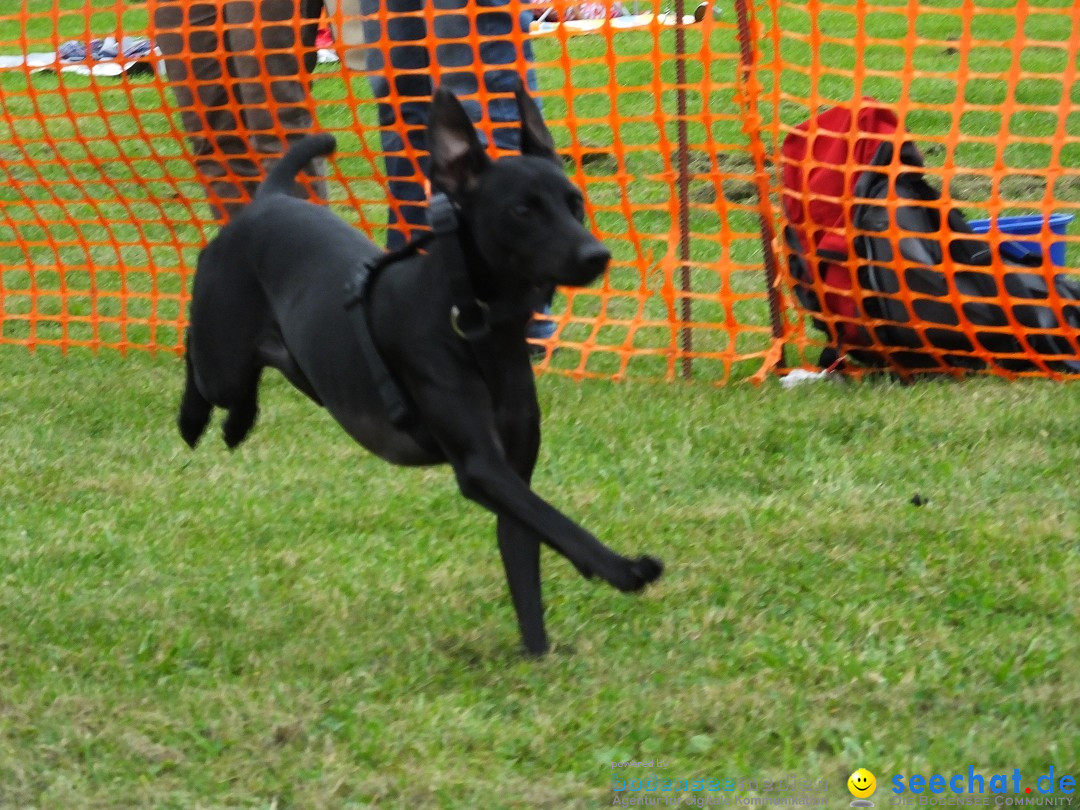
[514, 80, 560, 167]
[429, 86, 491, 199]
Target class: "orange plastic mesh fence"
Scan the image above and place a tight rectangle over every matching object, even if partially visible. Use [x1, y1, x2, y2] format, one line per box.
[0, 0, 1077, 382]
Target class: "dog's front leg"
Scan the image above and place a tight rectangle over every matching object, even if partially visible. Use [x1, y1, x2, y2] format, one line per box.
[456, 447, 661, 593]
[497, 516, 547, 655]
[413, 383, 662, 596]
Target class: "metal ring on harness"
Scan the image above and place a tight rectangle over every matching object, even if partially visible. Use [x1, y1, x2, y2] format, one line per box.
[450, 301, 491, 341]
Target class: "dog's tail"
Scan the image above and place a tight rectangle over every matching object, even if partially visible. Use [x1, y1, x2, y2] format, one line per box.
[256, 133, 337, 200]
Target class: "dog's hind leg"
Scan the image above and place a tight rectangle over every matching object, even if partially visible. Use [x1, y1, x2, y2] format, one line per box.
[178, 338, 213, 449]
[257, 329, 323, 406]
[221, 366, 263, 449]
[184, 252, 275, 449]
[220, 327, 324, 449]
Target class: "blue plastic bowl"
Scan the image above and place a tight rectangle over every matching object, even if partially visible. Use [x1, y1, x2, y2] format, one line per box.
[967, 213, 1074, 267]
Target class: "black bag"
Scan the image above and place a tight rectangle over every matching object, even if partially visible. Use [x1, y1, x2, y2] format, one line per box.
[848, 140, 1080, 373]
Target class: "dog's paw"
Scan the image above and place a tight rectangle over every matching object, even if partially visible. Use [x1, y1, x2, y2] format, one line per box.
[177, 414, 205, 449]
[632, 554, 664, 588]
[221, 407, 257, 449]
[611, 554, 664, 593]
[519, 639, 576, 658]
[222, 425, 246, 450]
[521, 641, 552, 658]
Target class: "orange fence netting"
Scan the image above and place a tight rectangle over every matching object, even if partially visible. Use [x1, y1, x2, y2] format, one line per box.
[0, 0, 1077, 383]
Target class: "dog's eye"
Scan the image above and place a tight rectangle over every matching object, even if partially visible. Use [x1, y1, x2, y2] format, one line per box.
[568, 194, 585, 222]
[512, 203, 531, 219]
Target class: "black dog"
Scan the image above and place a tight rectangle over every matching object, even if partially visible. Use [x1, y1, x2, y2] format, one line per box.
[178, 84, 662, 655]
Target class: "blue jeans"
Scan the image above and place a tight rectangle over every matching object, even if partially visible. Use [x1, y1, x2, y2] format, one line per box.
[359, 0, 539, 250]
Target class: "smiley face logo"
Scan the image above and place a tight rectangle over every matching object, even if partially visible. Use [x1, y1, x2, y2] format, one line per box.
[848, 768, 877, 799]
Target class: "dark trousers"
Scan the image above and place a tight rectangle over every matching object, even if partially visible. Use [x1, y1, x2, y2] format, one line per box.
[359, 0, 539, 249]
[154, 0, 329, 222]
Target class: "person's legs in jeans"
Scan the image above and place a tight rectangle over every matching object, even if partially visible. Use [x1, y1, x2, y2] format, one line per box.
[154, 0, 326, 223]
[361, 0, 543, 249]
[155, 0, 246, 220]
[431, 0, 538, 150]
[358, 0, 557, 344]
[432, 0, 555, 342]
[360, 0, 434, 250]
[225, 0, 329, 203]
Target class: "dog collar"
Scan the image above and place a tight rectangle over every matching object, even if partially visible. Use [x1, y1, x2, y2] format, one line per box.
[429, 192, 492, 341]
[429, 193, 542, 339]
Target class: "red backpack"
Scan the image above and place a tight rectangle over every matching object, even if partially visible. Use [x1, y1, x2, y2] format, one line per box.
[780, 100, 900, 364]
[780, 100, 1080, 373]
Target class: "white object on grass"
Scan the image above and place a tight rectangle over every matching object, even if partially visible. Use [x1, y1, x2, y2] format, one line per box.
[779, 368, 840, 389]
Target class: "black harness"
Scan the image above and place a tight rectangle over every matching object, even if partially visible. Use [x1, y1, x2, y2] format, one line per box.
[343, 193, 528, 430]
[342, 246, 422, 429]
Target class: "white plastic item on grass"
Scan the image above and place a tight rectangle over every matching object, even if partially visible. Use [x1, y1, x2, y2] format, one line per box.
[779, 368, 839, 389]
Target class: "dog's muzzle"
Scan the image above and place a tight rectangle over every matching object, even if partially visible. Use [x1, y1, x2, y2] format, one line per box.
[574, 242, 612, 284]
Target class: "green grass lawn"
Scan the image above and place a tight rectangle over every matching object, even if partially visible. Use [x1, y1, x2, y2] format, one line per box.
[1, 347, 1077, 807]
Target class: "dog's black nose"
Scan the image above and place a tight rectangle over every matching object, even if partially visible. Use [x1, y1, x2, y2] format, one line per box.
[576, 242, 611, 277]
